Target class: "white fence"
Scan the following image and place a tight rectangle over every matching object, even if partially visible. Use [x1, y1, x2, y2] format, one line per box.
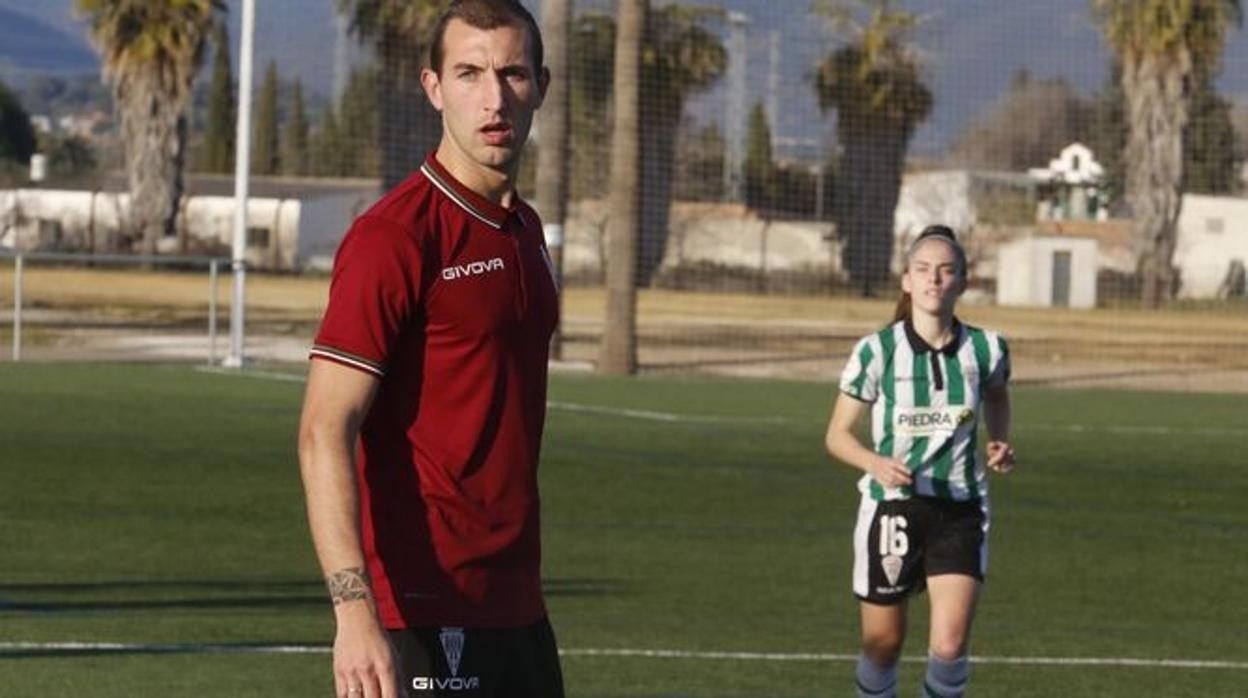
[2, 252, 231, 364]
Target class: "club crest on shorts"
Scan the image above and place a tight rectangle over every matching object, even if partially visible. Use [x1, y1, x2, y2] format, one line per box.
[439, 627, 465, 677]
[882, 554, 903, 587]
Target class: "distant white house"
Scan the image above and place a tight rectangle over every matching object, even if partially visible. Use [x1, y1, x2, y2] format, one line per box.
[1175, 194, 1248, 299]
[0, 174, 380, 270]
[1028, 142, 1108, 222]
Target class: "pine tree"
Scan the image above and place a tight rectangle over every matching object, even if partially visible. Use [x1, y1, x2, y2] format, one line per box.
[282, 79, 309, 176]
[311, 106, 341, 176]
[0, 80, 37, 167]
[1184, 74, 1239, 194]
[200, 19, 234, 173]
[1088, 63, 1126, 207]
[744, 102, 776, 210]
[333, 67, 378, 177]
[251, 59, 280, 175]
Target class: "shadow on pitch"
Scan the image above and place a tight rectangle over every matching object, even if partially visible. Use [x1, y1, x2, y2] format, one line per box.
[0, 642, 326, 660]
[0, 578, 325, 615]
[0, 577, 627, 615]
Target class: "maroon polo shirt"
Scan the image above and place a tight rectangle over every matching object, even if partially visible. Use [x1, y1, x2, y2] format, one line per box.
[310, 154, 558, 628]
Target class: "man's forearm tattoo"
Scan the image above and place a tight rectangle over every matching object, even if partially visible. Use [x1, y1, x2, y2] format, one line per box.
[326, 566, 372, 605]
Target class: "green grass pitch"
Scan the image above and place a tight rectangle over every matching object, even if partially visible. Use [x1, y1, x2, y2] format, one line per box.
[1, 363, 1246, 696]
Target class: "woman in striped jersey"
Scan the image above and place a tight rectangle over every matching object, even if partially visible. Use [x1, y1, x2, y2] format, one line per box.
[825, 225, 1015, 698]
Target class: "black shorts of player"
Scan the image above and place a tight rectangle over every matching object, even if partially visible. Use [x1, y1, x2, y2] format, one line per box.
[852, 495, 988, 605]
[388, 617, 564, 698]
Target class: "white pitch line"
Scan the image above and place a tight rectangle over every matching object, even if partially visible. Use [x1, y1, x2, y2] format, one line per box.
[1025, 423, 1248, 438]
[560, 648, 1248, 670]
[547, 401, 791, 425]
[189, 367, 1247, 436]
[1, 642, 1245, 670]
[193, 366, 307, 383]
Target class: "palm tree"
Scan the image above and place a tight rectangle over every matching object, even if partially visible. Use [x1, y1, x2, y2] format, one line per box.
[599, 0, 647, 375]
[813, 0, 931, 297]
[568, 12, 617, 200]
[338, 0, 443, 189]
[565, 6, 724, 286]
[637, 4, 726, 285]
[1093, 0, 1242, 306]
[77, 0, 223, 255]
[535, 0, 573, 359]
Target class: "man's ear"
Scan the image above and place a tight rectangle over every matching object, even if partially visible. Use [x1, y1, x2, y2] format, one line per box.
[421, 67, 444, 112]
[537, 66, 551, 105]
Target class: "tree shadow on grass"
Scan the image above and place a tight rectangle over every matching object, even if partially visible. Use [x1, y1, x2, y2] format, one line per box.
[0, 576, 626, 615]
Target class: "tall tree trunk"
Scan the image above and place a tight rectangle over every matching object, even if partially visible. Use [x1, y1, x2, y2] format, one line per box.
[379, 31, 441, 189]
[118, 70, 185, 257]
[1122, 49, 1189, 307]
[637, 89, 679, 286]
[837, 115, 908, 296]
[535, 0, 572, 359]
[599, 0, 646, 375]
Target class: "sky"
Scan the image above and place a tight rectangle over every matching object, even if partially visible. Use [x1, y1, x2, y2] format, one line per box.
[3, 0, 1246, 157]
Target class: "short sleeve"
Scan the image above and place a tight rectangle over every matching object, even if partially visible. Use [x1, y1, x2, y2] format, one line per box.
[310, 215, 424, 377]
[839, 335, 881, 402]
[985, 334, 1011, 389]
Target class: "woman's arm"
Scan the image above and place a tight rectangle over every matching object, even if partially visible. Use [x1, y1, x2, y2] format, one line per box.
[825, 392, 913, 488]
[982, 383, 1016, 473]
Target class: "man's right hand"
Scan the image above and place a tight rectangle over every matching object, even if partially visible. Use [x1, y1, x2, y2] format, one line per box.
[333, 602, 401, 698]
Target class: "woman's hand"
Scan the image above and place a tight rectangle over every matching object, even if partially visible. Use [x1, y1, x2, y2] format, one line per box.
[986, 441, 1016, 474]
[868, 455, 914, 488]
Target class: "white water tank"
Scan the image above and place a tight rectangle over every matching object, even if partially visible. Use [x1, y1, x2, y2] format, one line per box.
[996, 236, 1097, 309]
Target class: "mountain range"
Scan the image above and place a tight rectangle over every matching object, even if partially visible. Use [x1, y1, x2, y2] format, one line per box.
[2, 0, 1246, 155]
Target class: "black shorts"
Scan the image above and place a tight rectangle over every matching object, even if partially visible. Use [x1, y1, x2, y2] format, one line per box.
[852, 495, 989, 605]
[388, 617, 564, 698]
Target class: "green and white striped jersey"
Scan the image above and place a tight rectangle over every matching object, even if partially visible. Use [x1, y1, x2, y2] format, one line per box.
[839, 319, 1010, 502]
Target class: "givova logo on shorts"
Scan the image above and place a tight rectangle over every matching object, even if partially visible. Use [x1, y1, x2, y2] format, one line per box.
[411, 627, 482, 692]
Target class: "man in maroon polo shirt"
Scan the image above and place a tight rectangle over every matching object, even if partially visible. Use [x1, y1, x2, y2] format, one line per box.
[297, 2, 562, 696]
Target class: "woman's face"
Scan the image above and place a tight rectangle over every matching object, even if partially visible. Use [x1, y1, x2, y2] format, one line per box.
[902, 238, 966, 317]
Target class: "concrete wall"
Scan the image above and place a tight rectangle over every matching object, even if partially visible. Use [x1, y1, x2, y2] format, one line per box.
[0, 188, 370, 270]
[1175, 194, 1248, 299]
[997, 236, 1097, 308]
[298, 191, 377, 270]
[559, 199, 840, 279]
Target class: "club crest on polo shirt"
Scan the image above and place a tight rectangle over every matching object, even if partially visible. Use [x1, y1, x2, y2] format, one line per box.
[894, 406, 975, 437]
[441, 257, 505, 281]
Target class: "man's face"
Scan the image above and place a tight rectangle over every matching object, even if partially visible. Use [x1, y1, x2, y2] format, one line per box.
[422, 19, 547, 173]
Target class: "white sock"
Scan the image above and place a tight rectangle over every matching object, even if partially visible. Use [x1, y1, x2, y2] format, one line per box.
[920, 652, 969, 698]
[856, 653, 898, 698]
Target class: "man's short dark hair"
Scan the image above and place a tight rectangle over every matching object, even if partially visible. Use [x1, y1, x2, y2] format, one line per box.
[429, 0, 544, 75]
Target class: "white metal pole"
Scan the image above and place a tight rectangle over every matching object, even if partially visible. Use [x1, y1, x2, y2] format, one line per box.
[208, 259, 219, 365]
[225, 0, 256, 368]
[12, 254, 21, 362]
